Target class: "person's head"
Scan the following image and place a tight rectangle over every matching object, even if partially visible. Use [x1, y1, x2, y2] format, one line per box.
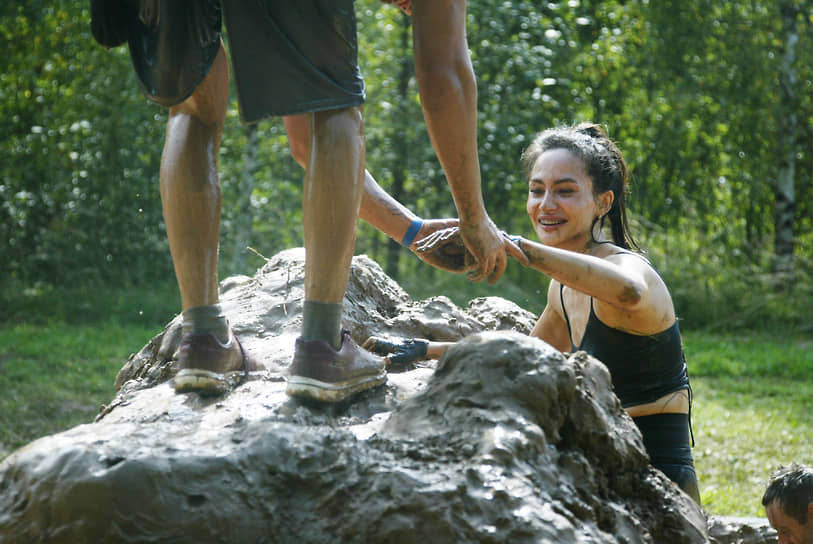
[521, 123, 637, 251]
[762, 464, 813, 544]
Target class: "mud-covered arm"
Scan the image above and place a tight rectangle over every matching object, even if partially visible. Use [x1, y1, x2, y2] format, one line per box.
[510, 235, 648, 311]
[358, 174, 451, 246]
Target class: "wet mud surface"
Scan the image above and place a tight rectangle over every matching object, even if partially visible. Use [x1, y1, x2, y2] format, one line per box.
[0, 249, 766, 543]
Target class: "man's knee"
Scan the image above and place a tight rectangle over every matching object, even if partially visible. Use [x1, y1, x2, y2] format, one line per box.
[312, 107, 364, 147]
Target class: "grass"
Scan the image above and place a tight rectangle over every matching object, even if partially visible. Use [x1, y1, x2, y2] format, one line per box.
[683, 330, 813, 517]
[684, 330, 813, 380]
[0, 281, 179, 459]
[0, 322, 157, 458]
[0, 284, 811, 518]
[690, 375, 812, 517]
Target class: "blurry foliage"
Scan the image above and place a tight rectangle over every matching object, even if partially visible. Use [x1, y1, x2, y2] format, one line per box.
[1, 3, 171, 286]
[2, 0, 812, 331]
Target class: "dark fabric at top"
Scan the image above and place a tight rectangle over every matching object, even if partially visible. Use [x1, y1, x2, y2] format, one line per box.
[633, 413, 693, 466]
[127, 0, 223, 107]
[633, 413, 700, 502]
[560, 264, 690, 407]
[221, 0, 365, 121]
[90, 0, 135, 48]
[111, 0, 365, 118]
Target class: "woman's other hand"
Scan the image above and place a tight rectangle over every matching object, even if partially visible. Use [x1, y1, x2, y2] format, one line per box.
[363, 336, 429, 367]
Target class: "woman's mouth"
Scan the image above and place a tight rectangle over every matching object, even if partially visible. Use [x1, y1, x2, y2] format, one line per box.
[538, 218, 565, 227]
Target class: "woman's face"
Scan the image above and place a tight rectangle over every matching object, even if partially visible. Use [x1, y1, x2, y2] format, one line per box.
[525, 148, 613, 252]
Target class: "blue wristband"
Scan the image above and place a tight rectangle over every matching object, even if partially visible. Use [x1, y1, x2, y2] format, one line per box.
[511, 236, 522, 249]
[401, 219, 423, 246]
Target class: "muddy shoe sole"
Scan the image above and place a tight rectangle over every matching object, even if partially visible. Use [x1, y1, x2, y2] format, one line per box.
[173, 368, 248, 396]
[285, 371, 387, 403]
[172, 331, 258, 396]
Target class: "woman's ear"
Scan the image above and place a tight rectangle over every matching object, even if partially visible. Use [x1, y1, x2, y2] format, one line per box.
[599, 190, 615, 216]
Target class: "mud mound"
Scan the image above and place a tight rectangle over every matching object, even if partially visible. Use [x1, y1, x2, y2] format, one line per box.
[0, 249, 713, 543]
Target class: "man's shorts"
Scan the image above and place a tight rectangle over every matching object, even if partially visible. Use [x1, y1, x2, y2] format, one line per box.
[222, 0, 365, 122]
[126, 0, 365, 122]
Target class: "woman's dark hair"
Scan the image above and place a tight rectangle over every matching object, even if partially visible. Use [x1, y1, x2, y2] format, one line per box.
[762, 464, 813, 525]
[520, 122, 638, 250]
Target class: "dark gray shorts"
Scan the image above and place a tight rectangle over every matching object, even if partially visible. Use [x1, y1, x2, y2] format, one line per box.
[222, 0, 365, 122]
[126, 1, 223, 108]
[127, 0, 365, 121]
[633, 413, 701, 503]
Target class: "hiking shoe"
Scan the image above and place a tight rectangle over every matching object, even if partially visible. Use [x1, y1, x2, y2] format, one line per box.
[173, 330, 257, 396]
[286, 330, 387, 403]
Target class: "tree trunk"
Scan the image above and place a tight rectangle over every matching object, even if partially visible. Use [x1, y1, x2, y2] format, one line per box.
[773, 0, 799, 277]
[231, 123, 258, 274]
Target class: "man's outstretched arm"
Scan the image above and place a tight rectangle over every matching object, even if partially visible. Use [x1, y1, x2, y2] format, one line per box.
[411, 0, 520, 284]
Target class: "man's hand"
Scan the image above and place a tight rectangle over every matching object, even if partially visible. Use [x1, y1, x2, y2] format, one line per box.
[415, 226, 527, 277]
[459, 218, 505, 283]
[459, 217, 531, 284]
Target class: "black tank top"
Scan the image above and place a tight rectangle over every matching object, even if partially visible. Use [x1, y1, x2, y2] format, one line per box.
[560, 281, 690, 408]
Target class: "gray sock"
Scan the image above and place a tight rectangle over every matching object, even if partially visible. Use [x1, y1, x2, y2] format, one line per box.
[301, 300, 343, 349]
[182, 304, 230, 344]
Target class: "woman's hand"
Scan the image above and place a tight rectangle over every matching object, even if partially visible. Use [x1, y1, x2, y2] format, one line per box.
[363, 336, 429, 367]
[502, 232, 529, 266]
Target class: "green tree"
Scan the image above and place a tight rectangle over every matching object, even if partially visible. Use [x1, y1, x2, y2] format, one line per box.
[3, 0, 811, 329]
[1, 3, 171, 287]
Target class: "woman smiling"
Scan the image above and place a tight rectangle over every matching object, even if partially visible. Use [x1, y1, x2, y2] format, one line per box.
[367, 123, 701, 503]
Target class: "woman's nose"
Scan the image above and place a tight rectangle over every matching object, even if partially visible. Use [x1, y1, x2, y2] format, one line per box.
[540, 190, 556, 210]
